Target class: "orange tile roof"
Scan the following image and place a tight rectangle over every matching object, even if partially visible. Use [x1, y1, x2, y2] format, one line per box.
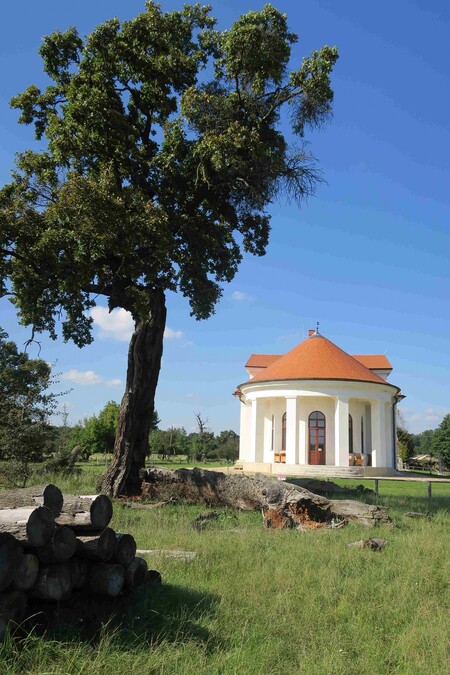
[352, 354, 392, 370]
[245, 354, 281, 368]
[248, 334, 395, 386]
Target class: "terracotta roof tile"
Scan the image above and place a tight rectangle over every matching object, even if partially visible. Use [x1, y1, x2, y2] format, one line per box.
[352, 354, 392, 370]
[245, 354, 281, 368]
[248, 335, 393, 386]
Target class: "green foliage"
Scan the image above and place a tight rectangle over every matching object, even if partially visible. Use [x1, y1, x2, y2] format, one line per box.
[431, 414, 450, 467]
[69, 400, 120, 456]
[397, 426, 414, 462]
[412, 428, 435, 455]
[0, 2, 338, 339]
[149, 426, 188, 458]
[0, 328, 58, 485]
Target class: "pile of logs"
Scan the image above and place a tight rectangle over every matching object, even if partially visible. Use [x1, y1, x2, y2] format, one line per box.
[0, 484, 152, 639]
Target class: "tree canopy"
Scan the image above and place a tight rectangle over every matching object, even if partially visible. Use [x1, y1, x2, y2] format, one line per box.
[0, 2, 338, 494]
[0, 328, 57, 484]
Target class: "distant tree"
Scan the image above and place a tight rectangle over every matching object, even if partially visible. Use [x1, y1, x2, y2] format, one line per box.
[414, 429, 435, 456]
[0, 328, 57, 485]
[69, 400, 120, 457]
[396, 411, 414, 463]
[211, 429, 239, 462]
[431, 415, 450, 468]
[0, 3, 338, 495]
[149, 426, 187, 459]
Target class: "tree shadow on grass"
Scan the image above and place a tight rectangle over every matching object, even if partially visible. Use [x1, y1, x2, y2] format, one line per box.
[122, 582, 222, 652]
[29, 581, 223, 655]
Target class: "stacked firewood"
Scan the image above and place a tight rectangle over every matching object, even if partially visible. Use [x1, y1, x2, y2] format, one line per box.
[0, 484, 151, 639]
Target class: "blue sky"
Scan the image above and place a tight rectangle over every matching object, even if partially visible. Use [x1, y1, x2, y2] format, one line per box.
[1, 0, 450, 434]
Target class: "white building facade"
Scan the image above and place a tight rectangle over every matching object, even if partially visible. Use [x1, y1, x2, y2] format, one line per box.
[235, 330, 403, 477]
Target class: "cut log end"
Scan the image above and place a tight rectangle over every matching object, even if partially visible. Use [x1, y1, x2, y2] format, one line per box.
[89, 563, 125, 597]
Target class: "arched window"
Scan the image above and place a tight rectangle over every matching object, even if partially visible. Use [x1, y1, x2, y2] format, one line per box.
[349, 414, 353, 453]
[281, 412, 286, 451]
[308, 411, 326, 465]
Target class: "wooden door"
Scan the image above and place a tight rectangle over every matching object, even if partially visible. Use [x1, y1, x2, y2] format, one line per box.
[308, 411, 326, 465]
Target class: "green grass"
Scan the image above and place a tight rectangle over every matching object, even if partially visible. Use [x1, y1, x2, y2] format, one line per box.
[1, 468, 449, 674]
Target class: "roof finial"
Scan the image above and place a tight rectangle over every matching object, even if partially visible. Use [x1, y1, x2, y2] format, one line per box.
[316, 321, 320, 334]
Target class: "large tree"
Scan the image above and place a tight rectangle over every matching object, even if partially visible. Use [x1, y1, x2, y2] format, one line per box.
[0, 2, 338, 495]
[431, 415, 450, 468]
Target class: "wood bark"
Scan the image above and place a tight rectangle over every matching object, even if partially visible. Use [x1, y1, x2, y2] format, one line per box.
[31, 563, 72, 601]
[125, 557, 148, 589]
[35, 526, 77, 564]
[13, 553, 39, 591]
[68, 557, 88, 590]
[0, 506, 55, 546]
[88, 563, 125, 597]
[115, 533, 136, 568]
[76, 527, 117, 562]
[0, 532, 23, 591]
[0, 589, 27, 623]
[98, 289, 167, 497]
[140, 467, 392, 527]
[56, 495, 113, 531]
[0, 484, 63, 517]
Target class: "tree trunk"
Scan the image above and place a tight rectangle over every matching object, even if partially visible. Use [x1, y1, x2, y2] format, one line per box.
[98, 289, 167, 496]
[141, 467, 392, 527]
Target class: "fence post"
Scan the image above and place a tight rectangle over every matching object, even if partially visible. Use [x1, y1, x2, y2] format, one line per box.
[427, 481, 432, 511]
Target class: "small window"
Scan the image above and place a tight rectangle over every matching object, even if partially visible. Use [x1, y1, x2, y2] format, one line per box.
[281, 412, 286, 451]
[361, 416, 364, 453]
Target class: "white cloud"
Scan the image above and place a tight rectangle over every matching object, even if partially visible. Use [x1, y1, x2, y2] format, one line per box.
[90, 305, 183, 342]
[105, 378, 122, 388]
[62, 369, 102, 385]
[62, 369, 122, 388]
[231, 290, 254, 302]
[164, 327, 183, 339]
[90, 306, 134, 342]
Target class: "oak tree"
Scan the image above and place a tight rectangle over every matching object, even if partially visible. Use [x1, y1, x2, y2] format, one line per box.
[0, 2, 338, 494]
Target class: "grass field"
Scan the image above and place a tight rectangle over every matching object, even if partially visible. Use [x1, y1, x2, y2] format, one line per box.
[0, 466, 449, 674]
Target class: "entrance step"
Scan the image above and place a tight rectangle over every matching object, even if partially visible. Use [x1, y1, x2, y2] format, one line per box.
[271, 465, 365, 478]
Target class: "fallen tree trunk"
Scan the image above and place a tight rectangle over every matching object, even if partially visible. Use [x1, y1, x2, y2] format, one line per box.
[0, 485, 63, 517]
[141, 467, 391, 527]
[56, 495, 113, 531]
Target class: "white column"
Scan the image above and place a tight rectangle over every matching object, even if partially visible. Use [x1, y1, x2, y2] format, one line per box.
[250, 398, 264, 463]
[285, 396, 299, 465]
[263, 401, 273, 463]
[371, 399, 386, 468]
[335, 397, 349, 467]
[298, 398, 307, 465]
